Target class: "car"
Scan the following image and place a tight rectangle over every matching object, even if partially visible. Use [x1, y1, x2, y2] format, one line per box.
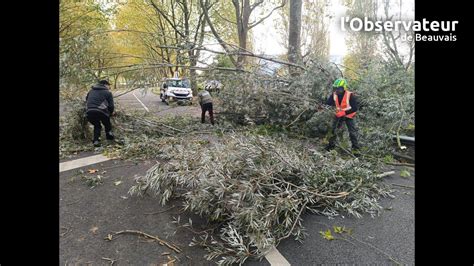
[160, 78, 193, 105]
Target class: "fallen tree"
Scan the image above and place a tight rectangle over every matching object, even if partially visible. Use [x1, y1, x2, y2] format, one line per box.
[60, 58, 413, 264]
[129, 133, 393, 264]
[59, 98, 210, 159]
[214, 61, 414, 157]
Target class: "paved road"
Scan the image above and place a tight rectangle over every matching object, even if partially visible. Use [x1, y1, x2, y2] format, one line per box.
[114, 89, 202, 118]
[60, 159, 213, 265]
[60, 153, 414, 265]
[276, 167, 414, 265]
[60, 88, 202, 118]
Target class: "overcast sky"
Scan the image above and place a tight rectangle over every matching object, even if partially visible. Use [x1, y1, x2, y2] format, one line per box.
[252, 0, 414, 58]
[252, 1, 348, 57]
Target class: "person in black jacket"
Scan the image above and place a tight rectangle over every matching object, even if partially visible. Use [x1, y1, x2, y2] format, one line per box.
[324, 78, 361, 152]
[85, 80, 115, 147]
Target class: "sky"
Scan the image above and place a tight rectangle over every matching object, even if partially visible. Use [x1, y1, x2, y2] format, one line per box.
[252, 1, 349, 57]
[252, 0, 414, 59]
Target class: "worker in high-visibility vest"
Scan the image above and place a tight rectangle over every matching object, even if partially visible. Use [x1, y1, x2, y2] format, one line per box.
[325, 78, 361, 152]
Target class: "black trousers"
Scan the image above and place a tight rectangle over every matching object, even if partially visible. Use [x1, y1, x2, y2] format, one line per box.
[201, 102, 214, 125]
[86, 110, 112, 141]
[328, 117, 360, 149]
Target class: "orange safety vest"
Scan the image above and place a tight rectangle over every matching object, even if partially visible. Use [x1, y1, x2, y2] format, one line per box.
[333, 91, 356, 118]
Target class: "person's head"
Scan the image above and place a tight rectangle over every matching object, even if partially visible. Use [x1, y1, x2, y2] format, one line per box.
[332, 78, 348, 95]
[99, 79, 111, 89]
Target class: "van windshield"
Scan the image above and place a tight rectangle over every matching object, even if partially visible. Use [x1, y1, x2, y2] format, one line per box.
[166, 79, 190, 88]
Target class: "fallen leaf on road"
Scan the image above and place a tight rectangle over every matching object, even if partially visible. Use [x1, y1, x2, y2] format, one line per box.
[319, 229, 334, 240]
[105, 234, 113, 241]
[120, 196, 128, 199]
[88, 169, 99, 174]
[400, 169, 411, 178]
[90, 226, 99, 234]
[161, 252, 171, 256]
[114, 181, 123, 186]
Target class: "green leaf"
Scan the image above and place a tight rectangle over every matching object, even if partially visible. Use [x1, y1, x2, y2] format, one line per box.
[400, 170, 411, 178]
[383, 155, 394, 164]
[320, 229, 334, 240]
[333, 226, 343, 234]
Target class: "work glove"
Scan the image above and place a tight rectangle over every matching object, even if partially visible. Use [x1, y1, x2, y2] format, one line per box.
[335, 111, 346, 118]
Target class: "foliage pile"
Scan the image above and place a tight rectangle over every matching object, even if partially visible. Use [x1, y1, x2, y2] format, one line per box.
[129, 133, 393, 264]
[59, 98, 214, 159]
[215, 61, 414, 156]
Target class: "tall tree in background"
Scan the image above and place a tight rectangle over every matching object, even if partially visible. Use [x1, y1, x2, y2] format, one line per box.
[112, 0, 209, 95]
[379, 0, 414, 70]
[278, 0, 330, 69]
[147, 0, 208, 95]
[202, 0, 286, 69]
[287, 0, 303, 76]
[232, 0, 287, 68]
[60, 0, 112, 97]
[301, 0, 330, 62]
[343, 0, 379, 74]
[343, 0, 414, 79]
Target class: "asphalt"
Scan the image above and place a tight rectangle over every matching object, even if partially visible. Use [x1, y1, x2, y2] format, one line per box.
[114, 89, 202, 118]
[60, 154, 414, 265]
[277, 166, 414, 265]
[60, 159, 215, 265]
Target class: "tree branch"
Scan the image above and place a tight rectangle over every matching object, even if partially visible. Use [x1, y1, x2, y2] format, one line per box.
[248, 0, 287, 29]
[250, 0, 264, 12]
[148, 0, 186, 38]
[200, 0, 238, 67]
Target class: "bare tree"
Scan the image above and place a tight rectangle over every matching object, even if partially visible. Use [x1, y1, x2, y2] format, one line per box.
[232, 0, 287, 68]
[200, 0, 239, 67]
[288, 0, 302, 76]
[379, 0, 414, 70]
[147, 0, 209, 95]
[277, 0, 330, 69]
[202, 0, 286, 69]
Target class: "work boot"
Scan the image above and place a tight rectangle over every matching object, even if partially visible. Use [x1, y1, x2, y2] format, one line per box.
[93, 140, 101, 147]
[106, 132, 115, 140]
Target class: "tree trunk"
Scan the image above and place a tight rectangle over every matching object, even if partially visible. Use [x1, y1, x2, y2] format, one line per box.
[236, 0, 250, 69]
[190, 12, 207, 96]
[288, 0, 302, 76]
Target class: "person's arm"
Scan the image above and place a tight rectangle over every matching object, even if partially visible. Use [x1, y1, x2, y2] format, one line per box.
[107, 91, 115, 114]
[345, 94, 358, 115]
[325, 94, 335, 106]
